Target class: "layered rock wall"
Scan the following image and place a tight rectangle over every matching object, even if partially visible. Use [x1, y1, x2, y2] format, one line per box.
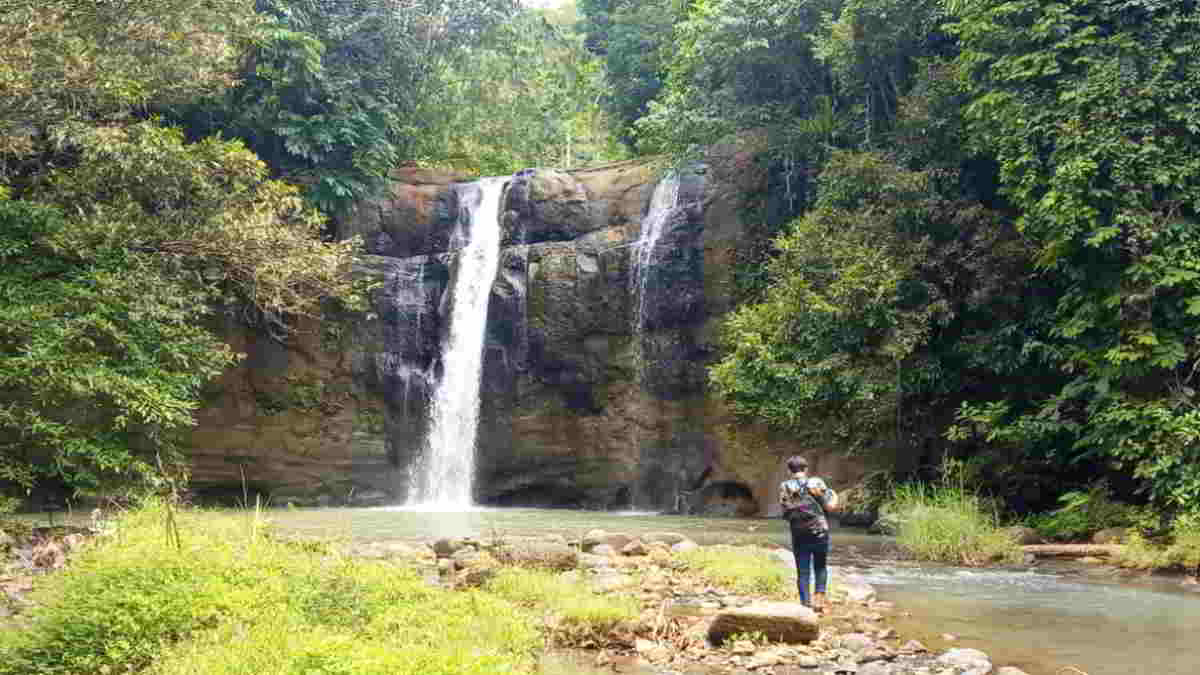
[184, 149, 867, 513]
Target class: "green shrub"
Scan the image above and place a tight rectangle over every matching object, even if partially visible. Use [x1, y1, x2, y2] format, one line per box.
[1027, 483, 1140, 542]
[676, 546, 791, 597]
[1120, 511, 1200, 573]
[884, 464, 1020, 565]
[0, 503, 541, 675]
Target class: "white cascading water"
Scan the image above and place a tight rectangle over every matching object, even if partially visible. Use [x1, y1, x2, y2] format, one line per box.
[633, 173, 680, 336]
[407, 177, 506, 508]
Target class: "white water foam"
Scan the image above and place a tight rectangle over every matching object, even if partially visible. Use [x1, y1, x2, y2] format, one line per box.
[407, 178, 506, 508]
[633, 174, 680, 335]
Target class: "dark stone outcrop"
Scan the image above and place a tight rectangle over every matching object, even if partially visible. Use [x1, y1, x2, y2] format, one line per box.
[183, 144, 869, 511]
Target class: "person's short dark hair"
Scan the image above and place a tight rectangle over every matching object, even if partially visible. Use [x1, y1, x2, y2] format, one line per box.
[786, 455, 808, 473]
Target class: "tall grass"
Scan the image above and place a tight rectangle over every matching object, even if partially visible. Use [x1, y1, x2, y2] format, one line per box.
[0, 502, 541, 675]
[884, 462, 1020, 565]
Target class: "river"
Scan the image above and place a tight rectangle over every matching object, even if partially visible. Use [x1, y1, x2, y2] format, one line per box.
[27, 505, 1186, 675]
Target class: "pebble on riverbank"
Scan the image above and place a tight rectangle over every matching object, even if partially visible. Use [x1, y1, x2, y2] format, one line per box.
[406, 530, 1024, 675]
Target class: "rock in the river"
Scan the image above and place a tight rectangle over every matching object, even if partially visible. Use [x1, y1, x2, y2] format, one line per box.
[578, 553, 613, 570]
[1093, 527, 1128, 544]
[839, 633, 876, 654]
[839, 579, 877, 604]
[900, 640, 928, 654]
[672, 539, 700, 554]
[707, 602, 819, 645]
[591, 543, 618, 557]
[583, 530, 635, 552]
[495, 541, 578, 570]
[643, 531, 688, 545]
[937, 647, 991, 673]
[433, 537, 469, 558]
[858, 662, 894, 675]
[621, 540, 649, 556]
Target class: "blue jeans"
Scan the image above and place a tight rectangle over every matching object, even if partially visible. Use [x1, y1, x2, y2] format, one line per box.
[789, 524, 830, 607]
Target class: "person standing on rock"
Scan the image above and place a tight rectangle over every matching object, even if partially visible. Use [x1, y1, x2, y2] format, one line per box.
[780, 455, 839, 614]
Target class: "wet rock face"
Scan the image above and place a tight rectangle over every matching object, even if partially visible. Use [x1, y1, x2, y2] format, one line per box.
[186, 151, 869, 512]
[337, 166, 467, 259]
[501, 169, 595, 246]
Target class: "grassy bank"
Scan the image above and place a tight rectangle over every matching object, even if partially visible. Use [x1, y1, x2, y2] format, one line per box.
[677, 546, 792, 597]
[0, 503, 636, 675]
[883, 466, 1020, 566]
[1117, 511, 1200, 575]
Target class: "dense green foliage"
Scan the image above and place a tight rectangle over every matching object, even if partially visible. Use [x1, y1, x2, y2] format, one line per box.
[1, 0, 623, 498]
[0, 1, 360, 496]
[1026, 482, 1143, 542]
[0, 505, 543, 675]
[419, 6, 627, 174]
[577, 0, 678, 145]
[586, 0, 1200, 518]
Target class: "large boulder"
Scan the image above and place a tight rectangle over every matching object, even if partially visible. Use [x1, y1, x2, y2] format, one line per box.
[706, 602, 819, 645]
[501, 169, 594, 245]
[938, 648, 992, 674]
[336, 166, 469, 258]
[495, 541, 578, 571]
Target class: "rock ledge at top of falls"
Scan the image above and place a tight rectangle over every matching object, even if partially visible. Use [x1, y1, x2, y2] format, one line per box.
[335, 160, 663, 260]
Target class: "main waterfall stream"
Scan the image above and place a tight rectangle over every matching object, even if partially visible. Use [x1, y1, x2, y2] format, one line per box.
[406, 177, 505, 508]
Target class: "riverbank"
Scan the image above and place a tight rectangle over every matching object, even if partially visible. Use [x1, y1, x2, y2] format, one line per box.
[3, 508, 1038, 675]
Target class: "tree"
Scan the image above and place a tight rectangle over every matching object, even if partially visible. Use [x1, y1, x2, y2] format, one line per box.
[416, 7, 625, 174]
[0, 1, 359, 495]
[949, 0, 1200, 508]
[169, 0, 518, 210]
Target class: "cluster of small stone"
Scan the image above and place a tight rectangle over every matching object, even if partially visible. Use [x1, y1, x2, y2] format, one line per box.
[358, 530, 1032, 675]
[1, 524, 91, 622]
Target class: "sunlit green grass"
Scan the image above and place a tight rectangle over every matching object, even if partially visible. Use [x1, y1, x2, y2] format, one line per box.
[0, 502, 542, 675]
[885, 479, 1020, 565]
[676, 545, 791, 597]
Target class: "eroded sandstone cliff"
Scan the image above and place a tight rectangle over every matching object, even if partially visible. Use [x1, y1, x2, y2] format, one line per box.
[184, 144, 867, 514]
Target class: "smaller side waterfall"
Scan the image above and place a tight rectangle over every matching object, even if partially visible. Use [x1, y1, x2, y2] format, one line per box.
[407, 178, 506, 508]
[633, 174, 681, 336]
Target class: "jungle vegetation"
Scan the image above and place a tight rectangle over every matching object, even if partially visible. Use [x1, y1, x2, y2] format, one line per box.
[4, 0, 1200, 545]
[577, 0, 1200, 528]
[0, 0, 622, 499]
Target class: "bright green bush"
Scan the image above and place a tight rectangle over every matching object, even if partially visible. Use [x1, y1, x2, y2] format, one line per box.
[885, 464, 1020, 565]
[1120, 511, 1200, 574]
[0, 504, 541, 675]
[676, 546, 791, 597]
[1027, 483, 1140, 542]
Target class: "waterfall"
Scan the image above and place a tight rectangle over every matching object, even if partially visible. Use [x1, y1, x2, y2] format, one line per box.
[407, 177, 505, 508]
[633, 173, 680, 340]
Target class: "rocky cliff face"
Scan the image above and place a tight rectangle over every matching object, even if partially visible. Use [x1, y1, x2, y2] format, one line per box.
[184, 148, 867, 514]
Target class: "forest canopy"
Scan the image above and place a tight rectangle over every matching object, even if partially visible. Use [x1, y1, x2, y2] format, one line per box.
[0, 0, 623, 496]
[577, 0, 1200, 512]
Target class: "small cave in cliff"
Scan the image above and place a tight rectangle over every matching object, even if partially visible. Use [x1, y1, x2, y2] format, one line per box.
[693, 480, 759, 517]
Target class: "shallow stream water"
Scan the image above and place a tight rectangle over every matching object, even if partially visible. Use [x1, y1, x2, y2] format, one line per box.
[22, 506, 1199, 674]
[251, 506, 1200, 675]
